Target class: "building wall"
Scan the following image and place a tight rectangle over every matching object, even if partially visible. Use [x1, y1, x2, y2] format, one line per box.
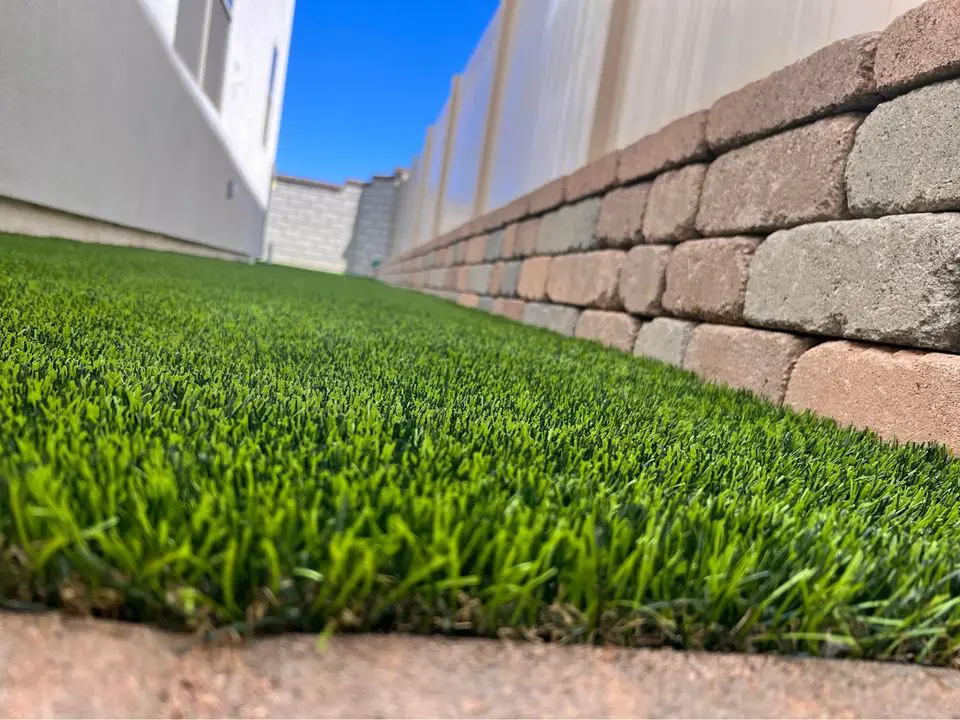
[0, 0, 266, 257]
[377, 0, 960, 454]
[344, 176, 403, 277]
[141, 0, 296, 207]
[264, 178, 364, 273]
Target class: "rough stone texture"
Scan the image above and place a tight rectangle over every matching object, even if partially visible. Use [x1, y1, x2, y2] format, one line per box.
[5, 614, 960, 719]
[707, 34, 880, 152]
[467, 264, 494, 295]
[485, 229, 504, 261]
[596, 182, 651, 248]
[491, 298, 526, 321]
[515, 217, 540, 257]
[452, 240, 467, 265]
[522, 302, 581, 336]
[528, 176, 566, 215]
[683, 325, 816, 403]
[617, 110, 711, 183]
[536, 198, 602, 255]
[466, 234, 488, 264]
[787, 341, 960, 452]
[744, 215, 960, 353]
[663, 236, 760, 323]
[643, 164, 708, 243]
[619, 245, 671, 315]
[633, 318, 698, 367]
[875, 0, 960, 94]
[457, 292, 480, 308]
[575, 310, 641, 352]
[546, 250, 625, 309]
[697, 114, 862, 236]
[517, 256, 552, 301]
[846, 78, 960, 217]
[498, 260, 522, 297]
[501, 223, 518, 258]
[456, 265, 470, 292]
[566, 151, 619, 201]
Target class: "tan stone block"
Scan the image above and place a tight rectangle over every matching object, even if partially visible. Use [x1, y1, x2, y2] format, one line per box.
[491, 298, 526, 321]
[466, 234, 488, 264]
[575, 310, 641, 352]
[597, 182, 651, 248]
[456, 266, 470, 292]
[567, 151, 619, 201]
[502, 223, 519, 258]
[643, 164, 707, 243]
[546, 251, 625, 309]
[663, 237, 760, 323]
[683, 325, 815, 403]
[876, 0, 960, 94]
[517, 256, 552, 301]
[617, 110, 710, 183]
[457, 293, 481, 308]
[528, 176, 566, 215]
[516, 217, 541, 257]
[785, 341, 960, 452]
[619, 245, 671, 315]
[489, 262, 504, 296]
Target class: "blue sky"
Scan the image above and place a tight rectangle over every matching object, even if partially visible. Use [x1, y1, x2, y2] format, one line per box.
[275, 0, 499, 185]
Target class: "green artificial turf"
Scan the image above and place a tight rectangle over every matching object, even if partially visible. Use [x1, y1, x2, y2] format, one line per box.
[1, 233, 960, 665]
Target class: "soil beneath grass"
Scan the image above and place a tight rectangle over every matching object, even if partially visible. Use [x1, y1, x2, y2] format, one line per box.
[1, 612, 958, 718]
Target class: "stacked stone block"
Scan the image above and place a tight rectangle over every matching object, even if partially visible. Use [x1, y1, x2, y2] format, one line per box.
[376, 0, 960, 452]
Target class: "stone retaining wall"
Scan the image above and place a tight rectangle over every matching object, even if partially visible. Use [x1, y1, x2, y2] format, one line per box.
[377, 0, 960, 453]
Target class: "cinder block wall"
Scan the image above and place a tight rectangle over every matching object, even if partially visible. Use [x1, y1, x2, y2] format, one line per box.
[344, 175, 402, 277]
[377, 0, 960, 454]
[264, 177, 364, 273]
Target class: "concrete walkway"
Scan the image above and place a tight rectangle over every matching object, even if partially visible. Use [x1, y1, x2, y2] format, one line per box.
[1, 613, 958, 718]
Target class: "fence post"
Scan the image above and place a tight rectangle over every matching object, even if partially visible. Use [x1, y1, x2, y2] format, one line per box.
[431, 75, 462, 240]
[473, 0, 518, 217]
[587, 0, 636, 162]
[411, 126, 434, 248]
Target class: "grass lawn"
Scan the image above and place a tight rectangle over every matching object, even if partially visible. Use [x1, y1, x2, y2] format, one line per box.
[1, 233, 959, 665]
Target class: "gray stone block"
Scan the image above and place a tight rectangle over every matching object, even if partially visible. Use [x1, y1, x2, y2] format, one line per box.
[744, 215, 960, 352]
[485, 229, 505, 261]
[696, 114, 862, 236]
[536, 198, 602, 255]
[633, 318, 698, 367]
[643, 164, 707, 243]
[522, 302, 581, 337]
[846, 79, 960, 217]
[477, 295, 495, 312]
[499, 260, 522, 297]
[467, 264, 494, 295]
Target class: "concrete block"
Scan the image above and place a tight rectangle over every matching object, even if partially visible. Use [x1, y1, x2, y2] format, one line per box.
[516, 217, 540, 257]
[596, 182, 650, 248]
[522, 302, 581, 336]
[617, 110, 710, 183]
[498, 260, 522, 297]
[467, 264, 494, 295]
[707, 34, 879, 151]
[427, 268, 445, 288]
[619, 245, 671, 315]
[575, 310, 641, 352]
[457, 293, 481, 308]
[453, 240, 467, 265]
[546, 250, 625, 309]
[477, 295, 495, 312]
[683, 325, 816, 403]
[785, 341, 960, 452]
[633, 318, 698, 367]
[663, 236, 759, 323]
[502, 223, 519, 258]
[536, 198, 602, 256]
[443, 267, 458, 291]
[517, 256, 552, 301]
[696, 115, 862, 236]
[875, 0, 960, 94]
[491, 298, 526, 321]
[643, 164, 707, 243]
[489, 262, 504, 296]
[847, 79, 960, 217]
[744, 215, 960, 352]
[440, 246, 454, 267]
[567, 151, 619, 201]
[466, 234, 487, 264]
[456, 266, 470, 292]
[528, 177, 567, 215]
[486, 229, 505, 261]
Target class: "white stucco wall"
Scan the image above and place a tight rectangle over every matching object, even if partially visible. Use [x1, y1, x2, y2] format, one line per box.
[140, 0, 295, 207]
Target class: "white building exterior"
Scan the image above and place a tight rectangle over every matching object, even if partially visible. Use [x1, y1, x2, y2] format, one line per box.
[0, 0, 295, 258]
